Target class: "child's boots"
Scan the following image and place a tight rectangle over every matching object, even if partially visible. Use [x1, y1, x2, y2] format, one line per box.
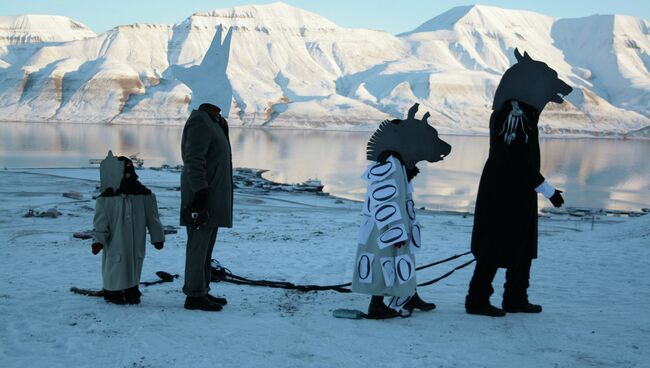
[124, 286, 141, 305]
[103, 289, 125, 305]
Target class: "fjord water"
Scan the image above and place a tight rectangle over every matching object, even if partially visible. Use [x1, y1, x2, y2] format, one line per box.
[1, 122, 648, 213]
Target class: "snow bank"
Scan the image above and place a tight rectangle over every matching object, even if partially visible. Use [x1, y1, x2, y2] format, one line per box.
[0, 168, 648, 367]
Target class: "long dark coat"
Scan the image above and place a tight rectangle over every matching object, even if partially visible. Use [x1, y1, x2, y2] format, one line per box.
[471, 100, 544, 267]
[180, 109, 233, 228]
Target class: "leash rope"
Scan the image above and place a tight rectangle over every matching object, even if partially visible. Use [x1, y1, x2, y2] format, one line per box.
[211, 251, 474, 293]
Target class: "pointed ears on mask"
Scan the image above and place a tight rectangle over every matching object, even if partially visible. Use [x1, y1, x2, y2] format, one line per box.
[514, 48, 533, 63]
[99, 150, 125, 193]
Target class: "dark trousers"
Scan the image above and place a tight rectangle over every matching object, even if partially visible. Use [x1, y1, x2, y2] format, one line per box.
[183, 227, 218, 297]
[466, 258, 532, 307]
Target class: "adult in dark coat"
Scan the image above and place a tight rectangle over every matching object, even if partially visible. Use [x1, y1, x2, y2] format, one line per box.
[180, 103, 233, 312]
[466, 49, 572, 317]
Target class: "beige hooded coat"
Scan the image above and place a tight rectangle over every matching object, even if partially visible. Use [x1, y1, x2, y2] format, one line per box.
[93, 151, 165, 291]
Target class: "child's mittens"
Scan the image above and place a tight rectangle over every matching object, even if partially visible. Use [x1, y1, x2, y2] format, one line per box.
[154, 242, 164, 250]
[91, 243, 103, 255]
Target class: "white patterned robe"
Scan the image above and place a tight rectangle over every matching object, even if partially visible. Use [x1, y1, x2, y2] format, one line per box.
[352, 156, 421, 308]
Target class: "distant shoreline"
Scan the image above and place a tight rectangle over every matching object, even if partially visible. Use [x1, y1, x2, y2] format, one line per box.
[1, 120, 647, 140]
[3, 167, 647, 220]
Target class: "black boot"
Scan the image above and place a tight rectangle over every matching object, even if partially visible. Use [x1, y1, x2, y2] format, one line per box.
[403, 292, 436, 312]
[184, 296, 223, 312]
[465, 296, 506, 317]
[502, 258, 539, 313]
[206, 294, 228, 306]
[466, 260, 503, 316]
[366, 296, 400, 319]
[124, 286, 141, 305]
[502, 301, 542, 313]
[103, 289, 125, 305]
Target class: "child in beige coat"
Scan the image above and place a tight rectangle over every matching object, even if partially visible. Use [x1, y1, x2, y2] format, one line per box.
[92, 151, 165, 304]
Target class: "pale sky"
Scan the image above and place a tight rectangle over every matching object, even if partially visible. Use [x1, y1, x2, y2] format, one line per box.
[1, 0, 648, 34]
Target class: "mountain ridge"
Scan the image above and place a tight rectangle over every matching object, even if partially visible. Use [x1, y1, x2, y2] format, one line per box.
[0, 3, 648, 135]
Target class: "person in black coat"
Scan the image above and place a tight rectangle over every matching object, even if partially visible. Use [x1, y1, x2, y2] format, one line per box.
[465, 49, 572, 317]
[180, 103, 232, 312]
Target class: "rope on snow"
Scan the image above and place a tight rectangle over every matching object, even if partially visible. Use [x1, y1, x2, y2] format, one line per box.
[210, 251, 475, 293]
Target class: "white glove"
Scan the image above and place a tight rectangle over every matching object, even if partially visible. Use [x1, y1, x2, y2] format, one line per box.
[535, 180, 556, 199]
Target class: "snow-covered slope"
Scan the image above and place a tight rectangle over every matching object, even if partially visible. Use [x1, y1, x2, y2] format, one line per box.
[552, 14, 650, 119]
[0, 3, 648, 135]
[392, 5, 650, 133]
[0, 15, 94, 44]
[0, 15, 95, 66]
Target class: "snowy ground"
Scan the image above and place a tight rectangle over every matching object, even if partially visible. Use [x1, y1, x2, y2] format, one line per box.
[0, 168, 648, 368]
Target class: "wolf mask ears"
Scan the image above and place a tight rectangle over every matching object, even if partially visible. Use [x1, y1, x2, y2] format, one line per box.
[514, 49, 531, 62]
[492, 48, 573, 113]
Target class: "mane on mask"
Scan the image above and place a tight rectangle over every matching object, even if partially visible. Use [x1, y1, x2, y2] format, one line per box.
[367, 119, 402, 161]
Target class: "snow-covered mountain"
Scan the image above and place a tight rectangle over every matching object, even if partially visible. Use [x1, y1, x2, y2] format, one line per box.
[0, 3, 648, 135]
[0, 15, 95, 68]
[0, 14, 95, 46]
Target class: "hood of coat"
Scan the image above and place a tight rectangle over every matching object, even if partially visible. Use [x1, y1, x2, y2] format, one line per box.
[99, 150, 125, 193]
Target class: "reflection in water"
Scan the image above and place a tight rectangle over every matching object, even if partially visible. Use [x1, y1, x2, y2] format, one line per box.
[1, 122, 648, 212]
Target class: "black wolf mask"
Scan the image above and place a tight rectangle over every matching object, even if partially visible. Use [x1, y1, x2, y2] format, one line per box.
[492, 49, 573, 113]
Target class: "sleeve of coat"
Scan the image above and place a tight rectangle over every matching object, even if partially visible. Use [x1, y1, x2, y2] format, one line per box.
[92, 198, 110, 246]
[184, 117, 211, 193]
[144, 194, 165, 244]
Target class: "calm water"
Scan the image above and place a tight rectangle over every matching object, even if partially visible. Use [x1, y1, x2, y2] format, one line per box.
[1, 122, 649, 212]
